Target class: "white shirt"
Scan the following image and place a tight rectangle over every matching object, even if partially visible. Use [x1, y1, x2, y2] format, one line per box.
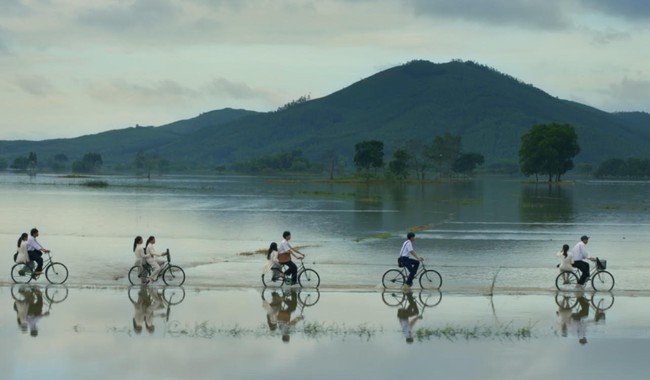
[572, 241, 589, 261]
[134, 243, 146, 265]
[16, 241, 30, 263]
[399, 240, 413, 258]
[278, 239, 292, 254]
[27, 236, 44, 252]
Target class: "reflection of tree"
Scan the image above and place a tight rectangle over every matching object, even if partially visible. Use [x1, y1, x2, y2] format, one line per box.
[519, 184, 574, 223]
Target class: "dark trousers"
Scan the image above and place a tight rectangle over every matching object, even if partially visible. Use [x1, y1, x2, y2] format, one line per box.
[28, 250, 44, 271]
[573, 260, 590, 285]
[283, 261, 298, 283]
[398, 257, 420, 286]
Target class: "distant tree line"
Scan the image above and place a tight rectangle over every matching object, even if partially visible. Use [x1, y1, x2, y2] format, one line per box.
[231, 150, 320, 174]
[353, 133, 485, 180]
[594, 157, 650, 179]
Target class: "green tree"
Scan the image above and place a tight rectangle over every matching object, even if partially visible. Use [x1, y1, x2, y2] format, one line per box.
[519, 123, 580, 182]
[72, 152, 103, 173]
[354, 140, 384, 177]
[388, 148, 411, 179]
[426, 133, 461, 177]
[453, 152, 484, 174]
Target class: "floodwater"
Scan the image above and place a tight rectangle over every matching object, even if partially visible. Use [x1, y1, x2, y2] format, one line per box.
[2, 173, 650, 379]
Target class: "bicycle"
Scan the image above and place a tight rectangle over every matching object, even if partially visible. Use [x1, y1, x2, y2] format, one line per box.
[261, 257, 320, 288]
[11, 252, 69, 284]
[128, 249, 186, 286]
[555, 257, 614, 291]
[382, 260, 442, 290]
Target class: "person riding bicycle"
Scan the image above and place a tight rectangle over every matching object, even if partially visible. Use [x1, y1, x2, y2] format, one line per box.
[132, 236, 146, 272]
[398, 232, 423, 291]
[278, 231, 304, 285]
[27, 228, 50, 276]
[144, 236, 168, 284]
[572, 235, 596, 288]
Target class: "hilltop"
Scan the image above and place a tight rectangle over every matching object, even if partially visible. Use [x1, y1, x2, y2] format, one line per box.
[1, 60, 649, 170]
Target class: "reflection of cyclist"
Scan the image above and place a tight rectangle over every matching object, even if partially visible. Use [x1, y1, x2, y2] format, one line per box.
[261, 290, 283, 331]
[132, 286, 150, 334]
[397, 292, 422, 343]
[571, 294, 590, 345]
[144, 288, 166, 333]
[13, 287, 30, 333]
[398, 232, 423, 291]
[277, 290, 303, 342]
[26, 286, 49, 337]
[556, 296, 573, 337]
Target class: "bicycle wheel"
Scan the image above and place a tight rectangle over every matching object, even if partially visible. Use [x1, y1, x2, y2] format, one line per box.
[590, 292, 614, 311]
[298, 268, 320, 288]
[555, 271, 579, 291]
[555, 292, 578, 309]
[298, 288, 320, 306]
[163, 287, 186, 305]
[162, 265, 186, 286]
[591, 270, 614, 291]
[45, 262, 68, 284]
[382, 269, 405, 290]
[11, 263, 34, 284]
[128, 266, 148, 285]
[11, 284, 30, 301]
[45, 285, 69, 303]
[262, 268, 285, 288]
[419, 269, 442, 289]
[419, 290, 443, 307]
[381, 291, 405, 306]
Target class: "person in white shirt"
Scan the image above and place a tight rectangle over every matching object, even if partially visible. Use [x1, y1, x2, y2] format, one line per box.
[144, 236, 168, 284]
[277, 231, 304, 285]
[132, 236, 146, 269]
[398, 232, 423, 290]
[15, 233, 30, 264]
[26, 228, 49, 275]
[572, 235, 595, 288]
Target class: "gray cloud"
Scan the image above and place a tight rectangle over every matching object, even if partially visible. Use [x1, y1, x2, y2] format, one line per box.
[76, 0, 181, 33]
[581, 0, 650, 21]
[13, 75, 57, 97]
[606, 78, 650, 111]
[405, 0, 573, 29]
[87, 79, 199, 106]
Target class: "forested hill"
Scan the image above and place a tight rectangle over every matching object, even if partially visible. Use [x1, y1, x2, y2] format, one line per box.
[1, 60, 649, 169]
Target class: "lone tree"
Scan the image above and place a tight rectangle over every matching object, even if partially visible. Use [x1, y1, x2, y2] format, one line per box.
[519, 123, 580, 182]
[354, 140, 384, 177]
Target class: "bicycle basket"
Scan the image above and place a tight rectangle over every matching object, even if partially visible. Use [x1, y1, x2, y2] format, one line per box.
[596, 258, 607, 270]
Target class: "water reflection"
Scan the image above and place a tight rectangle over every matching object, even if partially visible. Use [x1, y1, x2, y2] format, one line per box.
[381, 290, 443, 343]
[11, 284, 68, 337]
[554, 291, 612, 344]
[127, 286, 186, 334]
[261, 288, 320, 342]
[520, 184, 574, 223]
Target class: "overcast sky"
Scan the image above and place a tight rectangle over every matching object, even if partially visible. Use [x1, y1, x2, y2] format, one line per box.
[1, 0, 649, 140]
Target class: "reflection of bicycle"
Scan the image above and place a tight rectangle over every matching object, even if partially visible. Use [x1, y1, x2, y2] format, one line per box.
[262, 287, 321, 308]
[555, 291, 614, 312]
[555, 258, 614, 291]
[12, 284, 69, 304]
[381, 290, 442, 308]
[11, 252, 69, 284]
[382, 261, 442, 290]
[261, 258, 320, 288]
[128, 285, 186, 306]
[128, 250, 186, 286]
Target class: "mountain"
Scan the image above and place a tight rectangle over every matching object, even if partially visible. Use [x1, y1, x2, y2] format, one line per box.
[1, 60, 649, 170]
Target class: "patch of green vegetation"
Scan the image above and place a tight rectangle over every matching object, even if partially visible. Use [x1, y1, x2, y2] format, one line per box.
[415, 322, 534, 342]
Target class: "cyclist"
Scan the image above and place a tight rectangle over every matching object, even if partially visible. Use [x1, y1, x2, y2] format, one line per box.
[263, 242, 283, 281]
[144, 236, 168, 284]
[132, 236, 146, 271]
[572, 235, 595, 288]
[27, 228, 50, 276]
[398, 232, 423, 291]
[278, 231, 304, 285]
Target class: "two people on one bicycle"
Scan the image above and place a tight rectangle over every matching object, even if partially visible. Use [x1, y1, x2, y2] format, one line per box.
[27, 228, 50, 275]
[133, 235, 168, 284]
[398, 232, 423, 291]
[572, 235, 596, 288]
[278, 231, 305, 285]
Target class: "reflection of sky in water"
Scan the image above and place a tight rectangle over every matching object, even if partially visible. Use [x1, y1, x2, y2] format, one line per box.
[1, 287, 649, 380]
[1, 174, 650, 291]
